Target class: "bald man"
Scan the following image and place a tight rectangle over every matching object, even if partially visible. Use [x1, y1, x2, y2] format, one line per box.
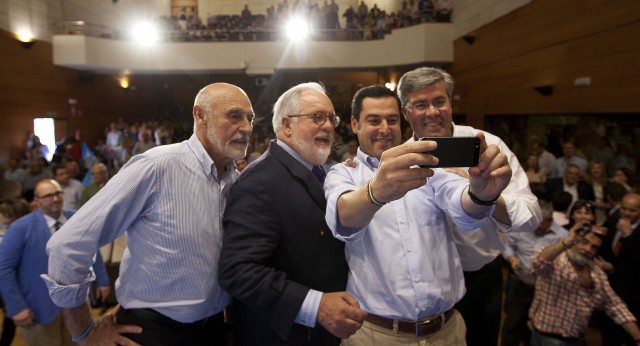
[79, 163, 108, 206]
[599, 193, 640, 345]
[43, 83, 255, 345]
[0, 179, 110, 346]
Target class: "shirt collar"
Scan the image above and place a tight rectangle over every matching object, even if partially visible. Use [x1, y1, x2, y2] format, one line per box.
[42, 213, 67, 229]
[275, 139, 314, 170]
[188, 134, 236, 176]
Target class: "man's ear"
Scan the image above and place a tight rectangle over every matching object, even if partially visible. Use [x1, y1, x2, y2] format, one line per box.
[350, 116, 359, 135]
[282, 117, 293, 137]
[194, 105, 205, 125]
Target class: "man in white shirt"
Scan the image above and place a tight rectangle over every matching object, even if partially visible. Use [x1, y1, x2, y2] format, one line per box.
[52, 164, 83, 211]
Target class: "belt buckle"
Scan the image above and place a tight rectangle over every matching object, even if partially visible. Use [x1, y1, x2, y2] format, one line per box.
[414, 312, 445, 337]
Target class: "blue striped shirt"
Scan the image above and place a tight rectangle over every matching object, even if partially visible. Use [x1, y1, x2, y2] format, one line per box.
[43, 134, 234, 322]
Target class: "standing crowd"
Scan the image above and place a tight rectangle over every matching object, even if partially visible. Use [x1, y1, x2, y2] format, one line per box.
[1, 66, 639, 346]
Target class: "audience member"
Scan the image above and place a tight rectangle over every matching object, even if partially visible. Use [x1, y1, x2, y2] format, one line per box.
[550, 191, 572, 227]
[529, 222, 640, 345]
[21, 159, 51, 201]
[546, 163, 595, 208]
[529, 136, 556, 178]
[219, 82, 366, 344]
[43, 83, 254, 345]
[323, 83, 513, 344]
[565, 199, 596, 230]
[501, 200, 567, 346]
[0, 180, 110, 346]
[131, 130, 156, 156]
[3, 158, 26, 183]
[550, 141, 588, 178]
[604, 182, 628, 221]
[52, 164, 84, 211]
[0, 198, 31, 346]
[611, 167, 634, 192]
[584, 160, 610, 225]
[79, 163, 108, 206]
[524, 154, 546, 184]
[396, 67, 540, 346]
[597, 193, 640, 345]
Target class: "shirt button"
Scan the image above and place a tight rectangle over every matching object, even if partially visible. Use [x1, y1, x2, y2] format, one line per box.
[407, 247, 412, 252]
[414, 276, 420, 283]
[400, 219, 405, 224]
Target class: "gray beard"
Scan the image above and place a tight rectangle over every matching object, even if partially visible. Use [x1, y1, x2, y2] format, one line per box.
[567, 250, 591, 267]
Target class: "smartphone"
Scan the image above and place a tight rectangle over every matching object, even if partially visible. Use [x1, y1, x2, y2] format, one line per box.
[418, 137, 480, 168]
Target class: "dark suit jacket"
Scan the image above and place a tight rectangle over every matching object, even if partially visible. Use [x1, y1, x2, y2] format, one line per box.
[599, 216, 640, 316]
[545, 177, 596, 202]
[219, 141, 348, 345]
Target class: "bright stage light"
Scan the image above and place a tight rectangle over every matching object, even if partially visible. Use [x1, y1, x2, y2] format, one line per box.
[284, 16, 310, 41]
[131, 21, 159, 44]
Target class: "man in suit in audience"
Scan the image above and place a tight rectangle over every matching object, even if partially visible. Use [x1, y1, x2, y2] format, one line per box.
[0, 179, 110, 346]
[597, 192, 640, 345]
[219, 82, 367, 345]
[546, 163, 595, 207]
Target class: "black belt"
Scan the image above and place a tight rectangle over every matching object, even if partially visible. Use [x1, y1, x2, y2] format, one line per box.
[534, 328, 582, 343]
[365, 309, 454, 337]
[119, 308, 213, 329]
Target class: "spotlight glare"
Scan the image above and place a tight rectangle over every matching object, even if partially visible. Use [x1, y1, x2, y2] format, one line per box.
[284, 16, 310, 41]
[131, 21, 159, 44]
[16, 29, 34, 42]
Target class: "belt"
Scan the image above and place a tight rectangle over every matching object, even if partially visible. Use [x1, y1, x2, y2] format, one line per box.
[534, 328, 582, 343]
[365, 309, 454, 337]
[120, 308, 213, 329]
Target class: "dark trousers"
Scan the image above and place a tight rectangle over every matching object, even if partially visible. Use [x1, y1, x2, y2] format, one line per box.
[455, 256, 504, 346]
[115, 307, 225, 346]
[501, 275, 535, 346]
[0, 317, 15, 346]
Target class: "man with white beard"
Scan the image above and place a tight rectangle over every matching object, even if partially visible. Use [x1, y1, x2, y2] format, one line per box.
[43, 83, 254, 345]
[529, 223, 640, 345]
[219, 82, 367, 345]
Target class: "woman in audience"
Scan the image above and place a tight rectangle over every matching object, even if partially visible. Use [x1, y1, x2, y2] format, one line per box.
[565, 199, 596, 231]
[524, 154, 546, 184]
[585, 160, 610, 225]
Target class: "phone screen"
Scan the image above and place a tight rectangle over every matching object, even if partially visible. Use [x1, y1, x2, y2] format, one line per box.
[418, 137, 480, 168]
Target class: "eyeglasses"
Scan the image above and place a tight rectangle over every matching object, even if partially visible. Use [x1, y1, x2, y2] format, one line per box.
[37, 191, 63, 200]
[405, 98, 449, 113]
[287, 113, 340, 128]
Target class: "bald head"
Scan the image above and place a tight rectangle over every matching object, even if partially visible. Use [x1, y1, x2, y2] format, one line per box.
[35, 179, 64, 218]
[620, 193, 640, 224]
[91, 163, 108, 185]
[192, 82, 254, 174]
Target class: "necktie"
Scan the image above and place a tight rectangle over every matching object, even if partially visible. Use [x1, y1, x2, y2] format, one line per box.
[54, 221, 62, 232]
[613, 234, 622, 256]
[312, 166, 326, 184]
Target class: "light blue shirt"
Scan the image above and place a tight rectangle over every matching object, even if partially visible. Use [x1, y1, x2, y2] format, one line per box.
[324, 149, 493, 320]
[502, 222, 568, 285]
[551, 155, 588, 178]
[43, 134, 234, 323]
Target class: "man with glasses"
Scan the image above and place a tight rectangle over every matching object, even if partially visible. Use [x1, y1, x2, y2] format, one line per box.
[396, 67, 541, 346]
[529, 222, 640, 345]
[0, 179, 110, 346]
[323, 84, 513, 345]
[220, 82, 367, 345]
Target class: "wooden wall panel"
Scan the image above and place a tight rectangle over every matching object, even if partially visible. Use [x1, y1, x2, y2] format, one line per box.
[450, 0, 640, 128]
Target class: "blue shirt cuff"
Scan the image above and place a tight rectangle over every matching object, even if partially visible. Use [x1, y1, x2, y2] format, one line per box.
[294, 289, 322, 327]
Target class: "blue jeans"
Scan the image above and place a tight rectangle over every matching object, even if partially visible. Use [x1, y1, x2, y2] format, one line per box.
[531, 328, 586, 346]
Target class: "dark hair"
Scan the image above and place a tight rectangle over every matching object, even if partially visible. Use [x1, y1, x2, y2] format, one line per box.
[551, 191, 572, 212]
[566, 199, 595, 229]
[529, 182, 549, 201]
[351, 85, 401, 122]
[0, 198, 31, 223]
[52, 164, 67, 176]
[605, 182, 627, 203]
